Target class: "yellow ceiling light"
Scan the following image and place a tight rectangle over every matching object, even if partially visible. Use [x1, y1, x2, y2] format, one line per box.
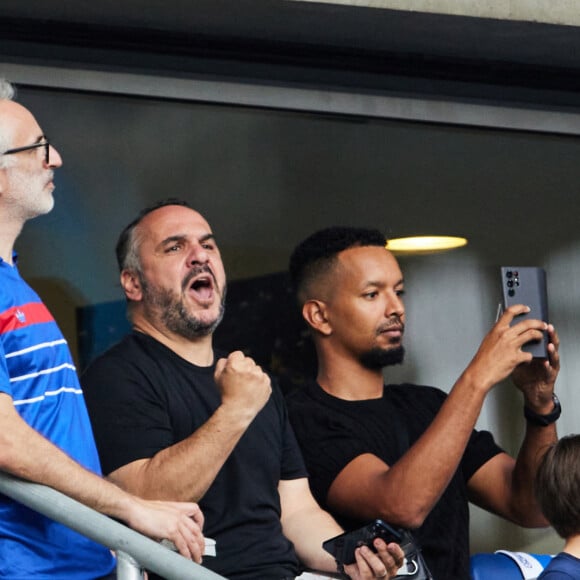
[386, 235, 468, 255]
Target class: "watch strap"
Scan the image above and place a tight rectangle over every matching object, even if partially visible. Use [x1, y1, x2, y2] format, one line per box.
[524, 394, 561, 426]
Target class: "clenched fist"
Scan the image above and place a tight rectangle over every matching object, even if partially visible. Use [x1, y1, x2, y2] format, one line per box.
[214, 351, 272, 424]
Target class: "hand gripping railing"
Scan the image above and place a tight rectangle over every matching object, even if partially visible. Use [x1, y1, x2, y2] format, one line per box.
[0, 470, 225, 580]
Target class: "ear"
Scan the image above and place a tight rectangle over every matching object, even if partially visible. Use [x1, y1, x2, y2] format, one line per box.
[302, 299, 332, 336]
[120, 269, 143, 302]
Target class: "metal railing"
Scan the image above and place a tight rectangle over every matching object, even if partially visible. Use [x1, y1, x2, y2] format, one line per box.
[0, 470, 225, 580]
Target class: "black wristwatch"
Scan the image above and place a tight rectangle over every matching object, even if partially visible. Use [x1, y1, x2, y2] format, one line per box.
[524, 394, 561, 426]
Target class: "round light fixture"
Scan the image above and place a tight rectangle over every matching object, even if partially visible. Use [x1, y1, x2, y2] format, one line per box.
[386, 235, 468, 254]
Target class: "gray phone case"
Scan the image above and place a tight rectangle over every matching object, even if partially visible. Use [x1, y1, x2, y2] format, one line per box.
[500, 267, 549, 358]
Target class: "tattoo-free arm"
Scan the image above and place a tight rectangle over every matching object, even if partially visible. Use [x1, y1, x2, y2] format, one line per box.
[106, 351, 272, 503]
[328, 306, 553, 528]
[0, 393, 205, 560]
[279, 478, 404, 579]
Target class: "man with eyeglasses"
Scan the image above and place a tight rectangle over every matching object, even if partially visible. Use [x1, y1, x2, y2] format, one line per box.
[0, 79, 207, 579]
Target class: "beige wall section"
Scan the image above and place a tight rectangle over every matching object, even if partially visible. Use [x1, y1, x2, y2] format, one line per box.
[292, 0, 580, 26]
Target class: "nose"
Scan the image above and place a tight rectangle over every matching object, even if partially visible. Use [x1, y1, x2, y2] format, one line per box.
[387, 292, 405, 319]
[47, 144, 63, 168]
[188, 243, 209, 266]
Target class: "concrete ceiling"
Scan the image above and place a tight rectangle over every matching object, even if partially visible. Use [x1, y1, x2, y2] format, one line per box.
[1, 0, 580, 109]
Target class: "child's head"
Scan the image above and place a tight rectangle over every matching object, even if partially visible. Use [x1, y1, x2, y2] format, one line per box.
[535, 434, 580, 539]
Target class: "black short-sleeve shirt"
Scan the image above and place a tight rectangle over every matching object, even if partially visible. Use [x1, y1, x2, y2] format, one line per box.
[286, 381, 503, 580]
[82, 332, 307, 580]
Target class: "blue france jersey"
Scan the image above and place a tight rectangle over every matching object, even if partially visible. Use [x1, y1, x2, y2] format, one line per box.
[0, 256, 115, 578]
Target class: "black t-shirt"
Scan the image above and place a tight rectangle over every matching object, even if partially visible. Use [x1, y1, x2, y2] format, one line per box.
[286, 382, 503, 580]
[82, 332, 307, 580]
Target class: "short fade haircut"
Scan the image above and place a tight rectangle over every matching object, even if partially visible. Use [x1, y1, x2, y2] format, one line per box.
[116, 198, 192, 274]
[535, 434, 580, 539]
[0, 79, 16, 168]
[289, 226, 387, 303]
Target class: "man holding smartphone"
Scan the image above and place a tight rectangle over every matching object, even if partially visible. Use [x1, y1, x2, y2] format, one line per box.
[287, 226, 560, 580]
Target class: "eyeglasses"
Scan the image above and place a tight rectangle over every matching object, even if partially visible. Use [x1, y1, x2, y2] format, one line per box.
[3, 138, 50, 164]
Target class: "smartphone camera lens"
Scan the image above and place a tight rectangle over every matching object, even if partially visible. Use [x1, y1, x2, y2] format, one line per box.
[506, 271, 513, 279]
[508, 289, 515, 297]
[507, 280, 514, 288]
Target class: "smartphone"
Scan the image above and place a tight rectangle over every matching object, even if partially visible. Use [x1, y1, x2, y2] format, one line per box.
[500, 266, 549, 358]
[322, 519, 403, 565]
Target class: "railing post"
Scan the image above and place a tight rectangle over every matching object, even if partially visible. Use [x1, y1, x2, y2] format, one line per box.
[116, 550, 145, 580]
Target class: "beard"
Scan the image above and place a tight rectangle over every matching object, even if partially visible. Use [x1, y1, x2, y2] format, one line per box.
[6, 167, 55, 221]
[359, 345, 405, 370]
[141, 277, 226, 339]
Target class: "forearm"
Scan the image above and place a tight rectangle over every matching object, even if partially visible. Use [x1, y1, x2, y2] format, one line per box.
[280, 479, 343, 573]
[366, 310, 559, 527]
[109, 404, 255, 502]
[508, 341, 559, 526]
[390, 374, 485, 489]
[1, 395, 209, 561]
[331, 374, 488, 527]
[0, 398, 138, 522]
[509, 421, 557, 525]
[288, 506, 343, 572]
